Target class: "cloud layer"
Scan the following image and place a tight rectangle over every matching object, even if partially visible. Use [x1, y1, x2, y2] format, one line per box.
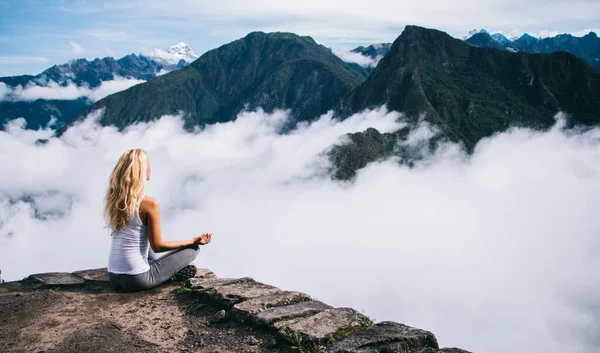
[1, 108, 600, 353]
[0, 77, 145, 102]
[331, 48, 381, 67]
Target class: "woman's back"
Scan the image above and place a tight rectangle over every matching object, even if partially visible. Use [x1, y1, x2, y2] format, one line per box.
[108, 198, 150, 275]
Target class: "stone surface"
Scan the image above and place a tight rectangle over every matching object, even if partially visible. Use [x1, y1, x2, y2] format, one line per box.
[4, 267, 474, 352]
[248, 336, 260, 345]
[231, 291, 311, 320]
[209, 309, 228, 324]
[204, 280, 281, 306]
[195, 268, 216, 279]
[418, 348, 472, 353]
[71, 268, 109, 282]
[277, 307, 369, 345]
[330, 321, 439, 353]
[186, 277, 253, 290]
[254, 300, 333, 328]
[28, 272, 86, 286]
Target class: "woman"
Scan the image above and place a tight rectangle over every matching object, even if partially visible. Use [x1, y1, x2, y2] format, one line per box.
[104, 148, 212, 292]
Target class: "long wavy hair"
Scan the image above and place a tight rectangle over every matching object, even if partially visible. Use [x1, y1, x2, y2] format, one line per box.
[104, 148, 148, 234]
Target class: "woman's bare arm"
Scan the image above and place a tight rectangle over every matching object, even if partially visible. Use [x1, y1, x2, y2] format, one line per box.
[142, 197, 197, 252]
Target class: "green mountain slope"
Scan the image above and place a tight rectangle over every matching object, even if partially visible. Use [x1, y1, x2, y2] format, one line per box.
[57, 32, 369, 134]
[333, 26, 600, 179]
[0, 54, 184, 130]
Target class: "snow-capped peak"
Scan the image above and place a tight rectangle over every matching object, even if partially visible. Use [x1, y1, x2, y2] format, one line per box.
[168, 42, 198, 63]
[141, 42, 198, 65]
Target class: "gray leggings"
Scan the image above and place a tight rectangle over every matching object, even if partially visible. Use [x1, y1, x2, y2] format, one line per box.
[108, 245, 200, 292]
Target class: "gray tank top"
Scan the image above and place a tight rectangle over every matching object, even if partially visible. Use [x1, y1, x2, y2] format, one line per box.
[108, 196, 150, 275]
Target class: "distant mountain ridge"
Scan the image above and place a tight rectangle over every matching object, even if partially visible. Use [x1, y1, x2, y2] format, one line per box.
[465, 30, 600, 71]
[0, 45, 194, 130]
[0, 53, 183, 89]
[464, 32, 504, 50]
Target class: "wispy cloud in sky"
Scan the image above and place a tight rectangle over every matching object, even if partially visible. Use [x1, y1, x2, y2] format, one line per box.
[78, 29, 137, 42]
[69, 41, 85, 57]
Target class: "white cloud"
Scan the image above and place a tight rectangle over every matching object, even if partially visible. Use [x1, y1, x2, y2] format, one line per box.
[155, 69, 171, 76]
[140, 48, 182, 65]
[105, 48, 116, 57]
[69, 41, 86, 57]
[0, 82, 9, 101]
[0, 56, 50, 65]
[0, 77, 145, 103]
[79, 29, 136, 42]
[86, 78, 145, 101]
[331, 48, 381, 67]
[1, 107, 600, 353]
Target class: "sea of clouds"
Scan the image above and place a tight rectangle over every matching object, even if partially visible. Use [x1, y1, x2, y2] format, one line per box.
[1, 107, 599, 353]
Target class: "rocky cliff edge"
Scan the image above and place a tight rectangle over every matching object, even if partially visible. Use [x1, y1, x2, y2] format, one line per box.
[0, 268, 471, 353]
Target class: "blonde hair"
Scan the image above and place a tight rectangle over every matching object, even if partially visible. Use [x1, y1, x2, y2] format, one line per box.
[104, 148, 148, 234]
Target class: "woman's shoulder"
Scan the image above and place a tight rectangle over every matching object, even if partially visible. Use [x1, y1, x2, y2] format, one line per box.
[139, 196, 158, 226]
[140, 195, 159, 209]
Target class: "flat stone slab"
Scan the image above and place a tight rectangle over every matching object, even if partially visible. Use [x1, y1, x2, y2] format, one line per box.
[231, 291, 311, 320]
[277, 307, 369, 345]
[419, 348, 472, 353]
[253, 300, 332, 327]
[195, 268, 216, 279]
[71, 268, 109, 282]
[28, 272, 86, 286]
[204, 281, 282, 306]
[330, 321, 439, 353]
[186, 276, 253, 290]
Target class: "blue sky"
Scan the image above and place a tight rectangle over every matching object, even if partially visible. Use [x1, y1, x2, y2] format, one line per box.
[1, 0, 599, 76]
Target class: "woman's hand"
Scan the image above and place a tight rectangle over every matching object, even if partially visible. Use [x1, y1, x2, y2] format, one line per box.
[193, 233, 212, 245]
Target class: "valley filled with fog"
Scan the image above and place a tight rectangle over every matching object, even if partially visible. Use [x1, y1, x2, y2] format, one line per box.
[1, 107, 599, 353]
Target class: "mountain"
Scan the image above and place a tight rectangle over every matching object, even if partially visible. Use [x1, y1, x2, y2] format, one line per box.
[465, 31, 600, 71]
[507, 32, 600, 71]
[351, 43, 392, 60]
[1, 54, 180, 89]
[491, 33, 512, 46]
[465, 32, 504, 50]
[142, 42, 199, 65]
[462, 29, 490, 40]
[514, 33, 539, 44]
[56, 32, 370, 135]
[167, 42, 198, 63]
[0, 99, 89, 130]
[0, 49, 190, 130]
[334, 25, 600, 179]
